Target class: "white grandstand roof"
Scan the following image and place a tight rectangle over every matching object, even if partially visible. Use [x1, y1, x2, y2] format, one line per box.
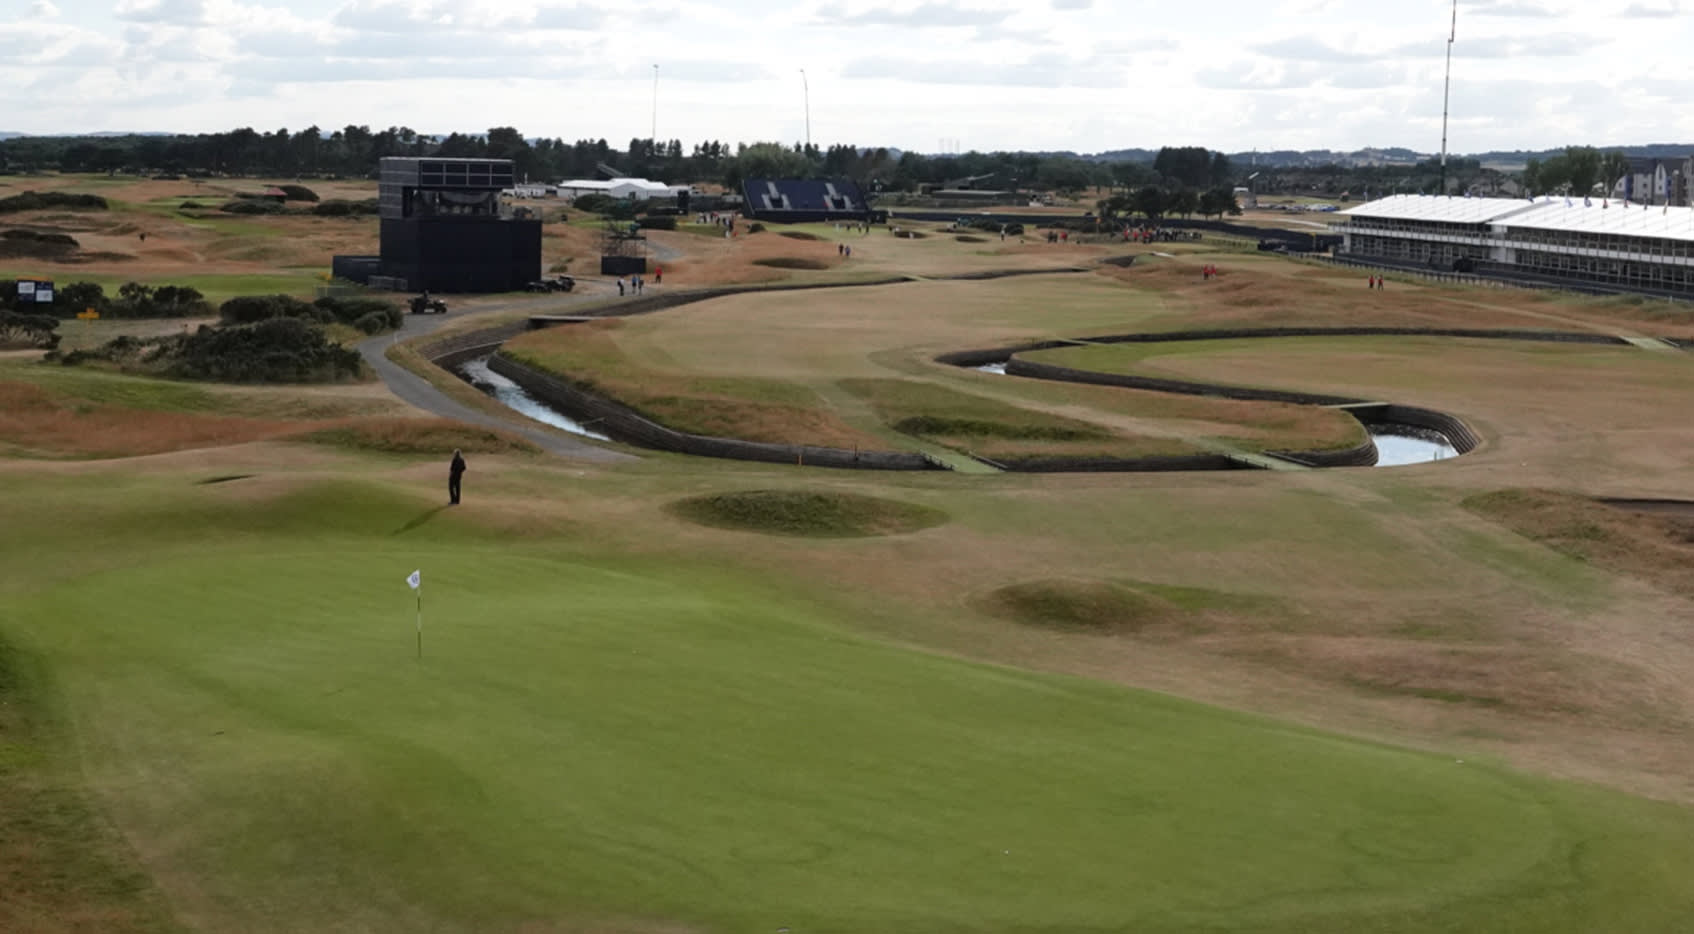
[1342, 194, 1694, 242]
[1508, 199, 1694, 243]
[1341, 194, 1539, 225]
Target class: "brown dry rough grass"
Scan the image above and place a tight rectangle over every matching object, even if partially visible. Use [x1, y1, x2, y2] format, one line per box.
[1465, 489, 1694, 599]
[503, 320, 887, 449]
[0, 380, 308, 457]
[296, 417, 541, 455]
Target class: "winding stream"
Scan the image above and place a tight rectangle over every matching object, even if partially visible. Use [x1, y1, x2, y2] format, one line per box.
[456, 355, 612, 442]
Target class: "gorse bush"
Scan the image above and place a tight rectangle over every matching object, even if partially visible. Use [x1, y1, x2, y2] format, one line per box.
[277, 184, 319, 202]
[220, 200, 286, 215]
[171, 317, 365, 383]
[108, 282, 212, 319]
[0, 191, 108, 214]
[312, 199, 379, 217]
[0, 311, 61, 349]
[219, 294, 400, 332]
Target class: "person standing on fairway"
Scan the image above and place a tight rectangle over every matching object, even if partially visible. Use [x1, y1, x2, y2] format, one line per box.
[448, 449, 466, 505]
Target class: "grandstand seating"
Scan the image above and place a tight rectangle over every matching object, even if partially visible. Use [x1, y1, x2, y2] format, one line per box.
[741, 178, 870, 222]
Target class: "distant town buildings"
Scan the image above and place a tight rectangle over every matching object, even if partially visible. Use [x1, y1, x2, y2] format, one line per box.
[1611, 156, 1692, 207]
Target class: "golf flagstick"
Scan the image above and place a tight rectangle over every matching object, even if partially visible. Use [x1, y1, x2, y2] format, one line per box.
[406, 569, 422, 659]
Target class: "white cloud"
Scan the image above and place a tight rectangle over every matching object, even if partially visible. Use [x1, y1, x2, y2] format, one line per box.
[115, 0, 207, 25]
[0, 0, 1689, 155]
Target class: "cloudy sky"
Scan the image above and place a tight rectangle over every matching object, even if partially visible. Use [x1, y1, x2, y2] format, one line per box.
[4, 0, 1691, 154]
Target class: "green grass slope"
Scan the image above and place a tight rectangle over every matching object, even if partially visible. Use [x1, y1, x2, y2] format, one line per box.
[5, 476, 1694, 933]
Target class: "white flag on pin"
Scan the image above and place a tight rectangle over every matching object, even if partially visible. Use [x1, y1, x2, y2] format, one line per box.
[406, 570, 421, 590]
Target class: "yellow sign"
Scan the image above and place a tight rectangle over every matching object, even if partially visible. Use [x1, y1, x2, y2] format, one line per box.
[77, 309, 100, 320]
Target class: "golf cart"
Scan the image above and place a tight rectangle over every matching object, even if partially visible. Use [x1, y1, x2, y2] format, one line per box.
[409, 294, 448, 314]
[525, 275, 576, 293]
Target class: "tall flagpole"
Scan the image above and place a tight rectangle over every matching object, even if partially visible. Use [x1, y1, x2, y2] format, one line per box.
[800, 69, 811, 153]
[651, 64, 659, 146]
[1439, 0, 1457, 195]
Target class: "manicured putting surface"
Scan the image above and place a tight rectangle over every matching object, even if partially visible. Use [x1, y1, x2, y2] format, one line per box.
[14, 537, 1694, 932]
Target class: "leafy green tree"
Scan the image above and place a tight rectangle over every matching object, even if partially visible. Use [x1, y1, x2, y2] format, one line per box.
[1134, 186, 1166, 221]
[1599, 150, 1632, 196]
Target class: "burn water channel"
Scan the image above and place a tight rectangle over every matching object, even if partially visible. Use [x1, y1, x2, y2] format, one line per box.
[974, 361, 1462, 467]
[456, 355, 612, 442]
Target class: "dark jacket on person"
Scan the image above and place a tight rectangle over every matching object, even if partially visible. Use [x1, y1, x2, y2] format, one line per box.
[450, 453, 466, 477]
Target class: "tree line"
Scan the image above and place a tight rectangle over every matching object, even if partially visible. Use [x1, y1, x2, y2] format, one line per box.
[0, 127, 1248, 200]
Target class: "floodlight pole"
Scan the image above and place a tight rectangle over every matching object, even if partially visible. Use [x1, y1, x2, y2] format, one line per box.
[800, 69, 811, 153]
[1439, 0, 1456, 195]
[651, 64, 659, 146]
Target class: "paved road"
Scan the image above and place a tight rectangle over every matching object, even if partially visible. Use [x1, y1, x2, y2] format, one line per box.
[357, 292, 634, 462]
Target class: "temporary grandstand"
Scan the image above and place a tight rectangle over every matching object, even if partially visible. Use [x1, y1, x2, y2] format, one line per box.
[1335, 194, 1694, 296]
[332, 157, 541, 292]
[741, 178, 870, 223]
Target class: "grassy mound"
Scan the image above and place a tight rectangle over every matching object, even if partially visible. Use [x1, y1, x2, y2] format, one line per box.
[667, 489, 947, 537]
[294, 417, 541, 456]
[752, 257, 830, 270]
[778, 230, 823, 241]
[978, 579, 1173, 632]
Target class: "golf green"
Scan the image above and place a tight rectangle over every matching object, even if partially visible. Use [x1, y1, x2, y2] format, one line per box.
[8, 480, 1694, 933]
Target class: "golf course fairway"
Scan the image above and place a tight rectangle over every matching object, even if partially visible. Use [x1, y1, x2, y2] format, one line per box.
[6, 475, 1694, 933]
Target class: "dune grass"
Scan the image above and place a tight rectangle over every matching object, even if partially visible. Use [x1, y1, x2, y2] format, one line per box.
[5, 475, 1694, 932]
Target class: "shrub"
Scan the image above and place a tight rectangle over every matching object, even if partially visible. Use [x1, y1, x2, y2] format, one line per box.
[220, 294, 324, 325]
[57, 281, 107, 315]
[0, 311, 61, 349]
[107, 282, 212, 319]
[747, 222, 766, 233]
[277, 184, 319, 202]
[219, 200, 286, 215]
[170, 317, 365, 383]
[313, 199, 379, 217]
[219, 293, 399, 332]
[0, 229, 79, 259]
[0, 191, 108, 214]
[636, 215, 677, 230]
[2, 229, 77, 247]
[179, 201, 206, 211]
[572, 193, 616, 213]
[316, 296, 401, 330]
